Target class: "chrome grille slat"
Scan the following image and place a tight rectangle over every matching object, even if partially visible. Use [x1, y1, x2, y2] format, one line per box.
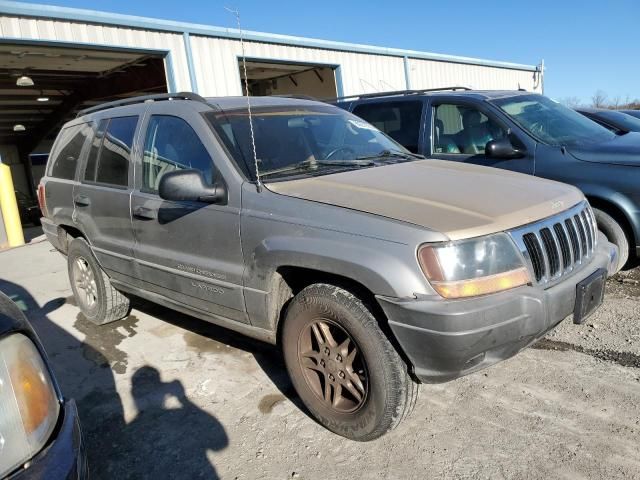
[540, 228, 560, 277]
[581, 210, 594, 253]
[554, 222, 573, 271]
[570, 216, 584, 261]
[509, 201, 596, 288]
[574, 214, 588, 259]
[565, 218, 580, 262]
[533, 230, 551, 281]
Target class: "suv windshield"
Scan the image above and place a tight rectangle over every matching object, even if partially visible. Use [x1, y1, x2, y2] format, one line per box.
[492, 94, 616, 146]
[206, 104, 414, 181]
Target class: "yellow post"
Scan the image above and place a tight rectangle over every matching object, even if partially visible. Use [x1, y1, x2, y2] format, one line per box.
[0, 161, 25, 247]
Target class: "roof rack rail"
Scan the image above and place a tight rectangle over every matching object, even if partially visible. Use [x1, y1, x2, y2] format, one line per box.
[77, 92, 209, 117]
[331, 86, 472, 103]
[271, 94, 317, 101]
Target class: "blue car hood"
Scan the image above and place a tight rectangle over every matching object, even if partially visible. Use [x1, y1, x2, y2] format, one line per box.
[567, 132, 640, 166]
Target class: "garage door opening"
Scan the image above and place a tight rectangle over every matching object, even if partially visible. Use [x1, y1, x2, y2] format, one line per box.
[239, 59, 337, 99]
[0, 42, 168, 238]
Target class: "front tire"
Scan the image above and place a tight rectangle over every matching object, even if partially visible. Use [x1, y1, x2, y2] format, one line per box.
[67, 238, 130, 325]
[282, 284, 418, 441]
[593, 208, 629, 272]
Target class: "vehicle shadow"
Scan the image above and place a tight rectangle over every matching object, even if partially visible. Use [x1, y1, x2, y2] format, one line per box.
[98, 365, 229, 480]
[0, 280, 231, 479]
[129, 297, 306, 414]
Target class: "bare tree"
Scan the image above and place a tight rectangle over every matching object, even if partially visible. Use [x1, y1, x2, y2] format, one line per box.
[559, 96, 582, 108]
[611, 95, 621, 109]
[591, 90, 608, 108]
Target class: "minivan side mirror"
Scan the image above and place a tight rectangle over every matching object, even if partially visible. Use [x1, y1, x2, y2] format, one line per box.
[485, 138, 525, 159]
[158, 169, 227, 205]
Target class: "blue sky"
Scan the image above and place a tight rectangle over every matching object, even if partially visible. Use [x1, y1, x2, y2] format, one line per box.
[16, 0, 640, 104]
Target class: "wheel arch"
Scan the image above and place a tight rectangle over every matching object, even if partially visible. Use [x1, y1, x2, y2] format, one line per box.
[585, 194, 637, 247]
[56, 223, 88, 254]
[271, 266, 415, 377]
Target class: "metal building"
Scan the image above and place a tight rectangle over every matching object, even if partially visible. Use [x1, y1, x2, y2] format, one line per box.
[0, 0, 543, 204]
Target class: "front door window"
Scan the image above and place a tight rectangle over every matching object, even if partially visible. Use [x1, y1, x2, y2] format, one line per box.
[433, 104, 506, 155]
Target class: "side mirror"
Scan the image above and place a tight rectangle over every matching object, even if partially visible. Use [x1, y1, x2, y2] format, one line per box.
[158, 169, 227, 205]
[485, 138, 525, 159]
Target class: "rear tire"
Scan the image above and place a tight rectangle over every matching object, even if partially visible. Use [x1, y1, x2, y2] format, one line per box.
[593, 208, 629, 272]
[67, 238, 130, 325]
[282, 283, 417, 441]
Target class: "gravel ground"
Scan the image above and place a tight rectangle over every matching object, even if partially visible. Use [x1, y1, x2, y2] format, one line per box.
[1, 241, 639, 480]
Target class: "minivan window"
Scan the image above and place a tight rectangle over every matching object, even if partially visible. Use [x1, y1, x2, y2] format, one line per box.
[85, 116, 137, 187]
[206, 105, 409, 181]
[142, 115, 215, 193]
[48, 123, 92, 180]
[492, 94, 616, 146]
[352, 101, 423, 153]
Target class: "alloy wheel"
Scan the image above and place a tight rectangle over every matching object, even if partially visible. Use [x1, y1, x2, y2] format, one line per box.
[297, 319, 369, 413]
[72, 256, 97, 310]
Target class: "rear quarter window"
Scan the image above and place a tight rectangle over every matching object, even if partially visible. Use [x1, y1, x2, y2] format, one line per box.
[48, 123, 92, 180]
[352, 101, 423, 153]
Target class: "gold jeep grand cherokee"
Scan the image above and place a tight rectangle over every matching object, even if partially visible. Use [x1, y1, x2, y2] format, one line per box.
[40, 94, 618, 441]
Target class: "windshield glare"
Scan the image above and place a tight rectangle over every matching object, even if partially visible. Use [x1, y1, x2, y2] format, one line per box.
[492, 94, 616, 146]
[207, 105, 409, 180]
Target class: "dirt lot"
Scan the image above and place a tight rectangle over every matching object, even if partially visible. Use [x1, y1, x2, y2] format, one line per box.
[1, 240, 639, 480]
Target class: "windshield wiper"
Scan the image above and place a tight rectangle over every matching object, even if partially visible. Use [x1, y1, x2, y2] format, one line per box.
[356, 149, 424, 161]
[260, 159, 375, 178]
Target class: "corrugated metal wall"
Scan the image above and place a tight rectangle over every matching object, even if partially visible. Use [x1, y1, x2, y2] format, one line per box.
[408, 58, 541, 92]
[190, 36, 408, 97]
[0, 14, 540, 97]
[0, 15, 192, 91]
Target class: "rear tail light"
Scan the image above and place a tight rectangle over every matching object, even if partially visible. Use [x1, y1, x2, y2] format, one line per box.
[37, 183, 48, 218]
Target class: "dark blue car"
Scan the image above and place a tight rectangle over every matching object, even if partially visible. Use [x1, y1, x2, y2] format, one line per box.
[621, 109, 640, 120]
[0, 292, 86, 479]
[338, 89, 640, 271]
[576, 107, 640, 135]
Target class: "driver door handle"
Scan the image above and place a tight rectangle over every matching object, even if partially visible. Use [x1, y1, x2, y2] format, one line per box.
[133, 206, 156, 220]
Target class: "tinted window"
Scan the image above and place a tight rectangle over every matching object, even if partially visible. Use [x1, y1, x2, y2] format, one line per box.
[84, 119, 108, 182]
[49, 123, 92, 180]
[92, 116, 137, 187]
[433, 104, 506, 155]
[352, 101, 423, 153]
[142, 115, 215, 193]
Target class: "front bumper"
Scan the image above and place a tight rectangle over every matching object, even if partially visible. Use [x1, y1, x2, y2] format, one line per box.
[378, 240, 616, 383]
[10, 400, 87, 480]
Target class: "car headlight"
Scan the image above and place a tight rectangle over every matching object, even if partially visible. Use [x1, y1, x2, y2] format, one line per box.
[0, 334, 60, 478]
[417, 233, 531, 298]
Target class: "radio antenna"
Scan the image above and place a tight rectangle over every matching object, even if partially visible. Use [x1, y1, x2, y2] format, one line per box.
[225, 6, 262, 192]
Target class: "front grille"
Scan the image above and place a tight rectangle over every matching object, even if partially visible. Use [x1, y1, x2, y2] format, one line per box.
[509, 202, 597, 286]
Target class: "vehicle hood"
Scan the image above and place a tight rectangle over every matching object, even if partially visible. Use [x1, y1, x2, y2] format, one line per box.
[267, 160, 584, 240]
[567, 132, 640, 166]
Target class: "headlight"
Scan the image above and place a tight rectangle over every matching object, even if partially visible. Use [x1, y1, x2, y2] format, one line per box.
[0, 334, 60, 478]
[418, 233, 530, 298]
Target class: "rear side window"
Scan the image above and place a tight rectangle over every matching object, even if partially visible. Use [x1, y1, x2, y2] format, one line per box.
[48, 123, 92, 180]
[84, 119, 108, 182]
[142, 115, 215, 193]
[352, 101, 423, 153]
[84, 116, 137, 187]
